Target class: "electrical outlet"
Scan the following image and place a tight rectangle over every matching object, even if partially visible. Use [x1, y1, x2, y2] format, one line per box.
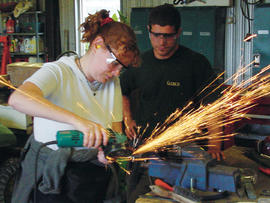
[254, 53, 261, 68]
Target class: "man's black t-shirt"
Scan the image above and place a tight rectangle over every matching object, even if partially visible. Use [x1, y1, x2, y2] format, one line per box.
[120, 45, 217, 137]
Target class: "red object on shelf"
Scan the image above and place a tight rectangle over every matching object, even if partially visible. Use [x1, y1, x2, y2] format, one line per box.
[6, 17, 15, 34]
[0, 36, 12, 75]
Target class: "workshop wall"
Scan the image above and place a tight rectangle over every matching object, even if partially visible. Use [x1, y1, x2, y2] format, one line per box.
[122, 0, 232, 23]
[130, 6, 226, 74]
[123, 0, 270, 81]
[253, 5, 270, 76]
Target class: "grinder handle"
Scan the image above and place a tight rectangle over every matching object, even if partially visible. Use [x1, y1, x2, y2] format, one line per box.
[56, 130, 84, 147]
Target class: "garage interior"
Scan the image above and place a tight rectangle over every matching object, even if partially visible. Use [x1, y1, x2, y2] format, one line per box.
[0, 0, 270, 202]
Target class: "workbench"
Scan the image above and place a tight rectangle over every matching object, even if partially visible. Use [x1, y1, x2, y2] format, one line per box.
[136, 146, 270, 203]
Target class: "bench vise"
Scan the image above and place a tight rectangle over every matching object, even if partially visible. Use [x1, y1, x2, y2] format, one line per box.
[148, 144, 242, 193]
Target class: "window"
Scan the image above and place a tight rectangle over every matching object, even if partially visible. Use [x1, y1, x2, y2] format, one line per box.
[77, 0, 121, 55]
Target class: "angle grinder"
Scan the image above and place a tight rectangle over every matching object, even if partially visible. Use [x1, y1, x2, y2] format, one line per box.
[56, 129, 133, 158]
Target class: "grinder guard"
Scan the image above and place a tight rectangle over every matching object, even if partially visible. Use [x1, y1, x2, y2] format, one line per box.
[104, 129, 133, 158]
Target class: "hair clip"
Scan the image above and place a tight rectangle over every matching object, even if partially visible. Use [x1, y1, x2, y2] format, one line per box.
[101, 17, 113, 26]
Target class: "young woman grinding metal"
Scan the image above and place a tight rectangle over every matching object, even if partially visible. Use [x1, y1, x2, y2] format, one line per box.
[9, 9, 140, 203]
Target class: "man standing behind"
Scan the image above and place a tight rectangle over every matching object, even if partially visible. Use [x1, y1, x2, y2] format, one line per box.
[120, 4, 224, 202]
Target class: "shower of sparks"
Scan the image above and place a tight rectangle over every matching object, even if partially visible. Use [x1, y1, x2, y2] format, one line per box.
[133, 63, 270, 155]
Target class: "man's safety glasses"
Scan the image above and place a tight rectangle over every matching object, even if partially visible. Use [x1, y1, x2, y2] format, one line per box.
[149, 31, 177, 40]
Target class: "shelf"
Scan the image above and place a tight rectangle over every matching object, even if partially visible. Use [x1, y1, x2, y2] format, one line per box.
[0, 10, 46, 63]
[10, 52, 45, 56]
[7, 33, 44, 36]
[1, 11, 45, 16]
[0, 52, 45, 56]
[23, 11, 45, 15]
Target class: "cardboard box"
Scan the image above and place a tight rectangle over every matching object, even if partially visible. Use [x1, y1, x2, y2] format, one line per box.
[7, 62, 42, 87]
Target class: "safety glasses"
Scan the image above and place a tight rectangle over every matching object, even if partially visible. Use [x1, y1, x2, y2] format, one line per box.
[149, 30, 177, 40]
[106, 45, 129, 69]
